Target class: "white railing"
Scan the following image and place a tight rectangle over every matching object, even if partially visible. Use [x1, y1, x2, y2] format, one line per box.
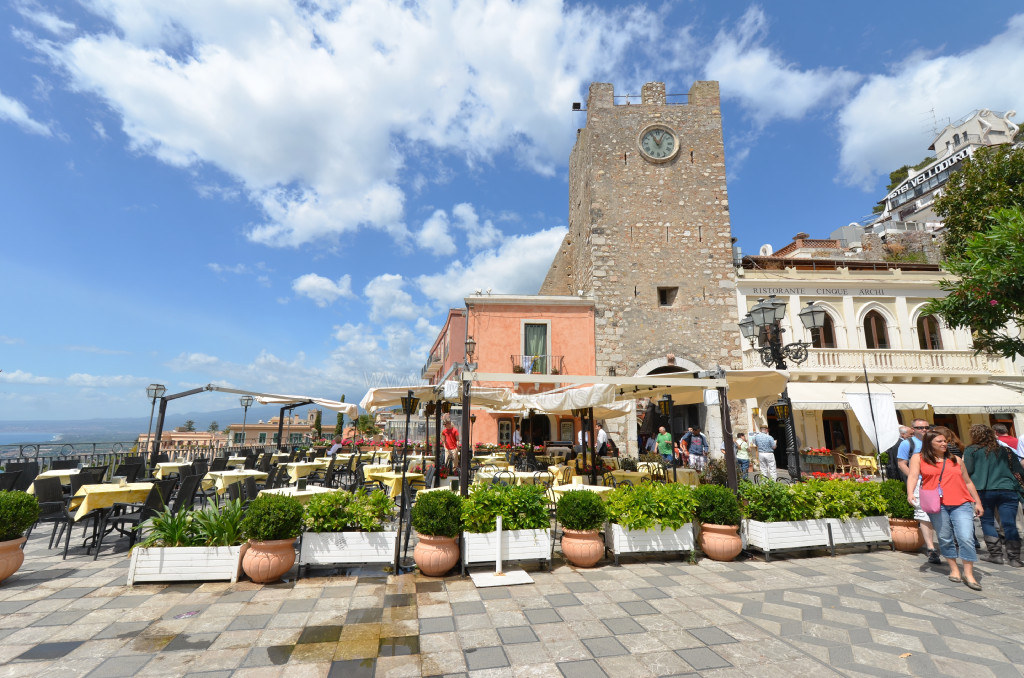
[743, 348, 1017, 376]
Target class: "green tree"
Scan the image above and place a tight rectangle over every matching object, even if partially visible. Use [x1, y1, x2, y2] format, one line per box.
[208, 421, 219, 432]
[313, 409, 322, 440]
[334, 394, 346, 436]
[936, 145, 1024, 258]
[923, 207, 1024, 358]
[355, 414, 380, 436]
[183, 420, 196, 432]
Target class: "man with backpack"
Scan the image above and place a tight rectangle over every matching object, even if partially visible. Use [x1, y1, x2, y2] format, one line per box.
[682, 426, 709, 472]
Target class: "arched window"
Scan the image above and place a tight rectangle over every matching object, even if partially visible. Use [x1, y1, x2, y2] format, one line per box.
[917, 315, 943, 350]
[864, 311, 890, 349]
[810, 313, 837, 349]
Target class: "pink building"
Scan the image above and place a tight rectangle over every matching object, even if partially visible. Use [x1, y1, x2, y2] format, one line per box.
[423, 294, 596, 448]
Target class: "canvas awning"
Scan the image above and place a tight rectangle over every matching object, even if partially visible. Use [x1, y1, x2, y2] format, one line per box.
[609, 369, 789, 404]
[502, 384, 634, 420]
[783, 381, 1024, 414]
[359, 385, 512, 413]
[208, 386, 359, 418]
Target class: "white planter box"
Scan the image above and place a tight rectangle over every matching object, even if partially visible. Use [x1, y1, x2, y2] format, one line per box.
[463, 529, 552, 566]
[605, 522, 695, 563]
[299, 531, 398, 565]
[127, 545, 247, 585]
[827, 516, 891, 545]
[743, 519, 831, 558]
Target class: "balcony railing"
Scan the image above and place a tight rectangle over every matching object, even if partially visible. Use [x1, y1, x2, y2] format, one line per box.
[420, 355, 442, 379]
[742, 348, 1017, 376]
[510, 354, 565, 375]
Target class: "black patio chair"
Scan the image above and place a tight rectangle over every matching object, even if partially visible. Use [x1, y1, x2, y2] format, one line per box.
[192, 457, 209, 478]
[113, 463, 142, 484]
[257, 453, 273, 473]
[93, 478, 176, 559]
[82, 465, 109, 482]
[257, 467, 277, 491]
[25, 477, 70, 553]
[243, 455, 257, 470]
[0, 471, 21, 492]
[308, 457, 336, 487]
[51, 459, 79, 470]
[243, 476, 260, 503]
[494, 471, 515, 486]
[171, 474, 203, 515]
[226, 481, 242, 504]
[209, 456, 228, 472]
[5, 462, 38, 491]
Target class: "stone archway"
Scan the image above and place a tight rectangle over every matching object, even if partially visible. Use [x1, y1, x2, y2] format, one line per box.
[634, 355, 703, 376]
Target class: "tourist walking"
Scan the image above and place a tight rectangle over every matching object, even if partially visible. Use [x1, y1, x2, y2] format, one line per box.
[441, 414, 459, 470]
[751, 425, 777, 481]
[682, 426, 708, 472]
[898, 418, 940, 563]
[932, 426, 963, 458]
[735, 432, 750, 478]
[964, 425, 1024, 567]
[655, 426, 673, 466]
[907, 431, 984, 590]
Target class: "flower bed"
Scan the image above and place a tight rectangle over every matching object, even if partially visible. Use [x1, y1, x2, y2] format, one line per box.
[604, 483, 696, 564]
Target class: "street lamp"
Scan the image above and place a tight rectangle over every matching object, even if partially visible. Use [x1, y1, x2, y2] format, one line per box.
[743, 297, 826, 481]
[145, 384, 166, 455]
[395, 390, 420, 573]
[658, 395, 678, 483]
[239, 395, 254, 448]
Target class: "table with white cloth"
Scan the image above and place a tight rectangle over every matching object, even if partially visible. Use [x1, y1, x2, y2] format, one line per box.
[416, 486, 456, 496]
[226, 456, 249, 469]
[153, 462, 192, 479]
[27, 468, 81, 493]
[70, 482, 153, 522]
[551, 484, 613, 497]
[258, 486, 338, 504]
[284, 460, 330, 483]
[474, 471, 553, 486]
[608, 470, 650, 485]
[202, 470, 268, 495]
[363, 470, 425, 498]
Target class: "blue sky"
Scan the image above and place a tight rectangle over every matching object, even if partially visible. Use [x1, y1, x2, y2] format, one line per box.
[3, 1, 1024, 421]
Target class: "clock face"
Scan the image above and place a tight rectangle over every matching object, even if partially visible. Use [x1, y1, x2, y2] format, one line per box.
[638, 125, 679, 162]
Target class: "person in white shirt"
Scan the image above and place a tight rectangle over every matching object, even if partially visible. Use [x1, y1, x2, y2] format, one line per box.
[596, 423, 608, 456]
[750, 425, 777, 481]
[327, 435, 344, 456]
[577, 429, 590, 446]
[512, 427, 522, 446]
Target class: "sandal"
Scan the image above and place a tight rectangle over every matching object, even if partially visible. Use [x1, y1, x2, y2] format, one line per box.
[964, 580, 982, 591]
[948, 575, 962, 583]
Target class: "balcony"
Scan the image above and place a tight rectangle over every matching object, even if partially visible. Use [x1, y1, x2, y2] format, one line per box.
[510, 354, 565, 375]
[420, 355, 442, 379]
[742, 348, 1019, 380]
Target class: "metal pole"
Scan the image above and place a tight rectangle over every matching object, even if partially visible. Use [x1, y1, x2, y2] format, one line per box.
[145, 397, 157, 456]
[719, 387, 738, 492]
[781, 389, 801, 482]
[588, 407, 598, 486]
[277, 406, 287, 453]
[460, 380, 472, 497]
[665, 396, 677, 484]
[394, 389, 412, 575]
[862, 365, 883, 478]
[434, 402, 443, 487]
[150, 397, 168, 471]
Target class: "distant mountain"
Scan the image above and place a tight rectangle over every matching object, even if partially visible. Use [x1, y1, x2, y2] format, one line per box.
[0, 404, 330, 444]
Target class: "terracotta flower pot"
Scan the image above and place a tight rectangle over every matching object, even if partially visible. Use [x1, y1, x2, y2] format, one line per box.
[0, 537, 26, 584]
[699, 523, 742, 562]
[414, 534, 460, 576]
[561, 529, 604, 568]
[889, 518, 923, 553]
[242, 539, 296, 583]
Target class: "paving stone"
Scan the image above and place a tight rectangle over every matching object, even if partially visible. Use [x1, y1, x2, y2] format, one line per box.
[14, 640, 83, 661]
[602, 617, 645, 635]
[94, 621, 151, 640]
[633, 587, 669, 600]
[87, 654, 154, 677]
[345, 607, 383, 624]
[525, 608, 563, 625]
[545, 593, 581, 607]
[619, 600, 659, 615]
[688, 627, 738, 645]
[378, 635, 420, 656]
[565, 582, 597, 594]
[240, 645, 294, 667]
[497, 626, 539, 645]
[226, 614, 273, 631]
[479, 588, 512, 600]
[464, 645, 510, 671]
[557, 659, 609, 677]
[451, 600, 487, 616]
[675, 647, 731, 670]
[297, 625, 344, 644]
[581, 636, 629, 658]
[278, 598, 318, 613]
[416, 581, 444, 593]
[163, 632, 219, 652]
[421, 616, 456, 634]
[328, 658, 376, 677]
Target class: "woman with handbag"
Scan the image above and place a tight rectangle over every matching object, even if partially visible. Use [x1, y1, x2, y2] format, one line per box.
[964, 424, 1024, 567]
[907, 430, 984, 590]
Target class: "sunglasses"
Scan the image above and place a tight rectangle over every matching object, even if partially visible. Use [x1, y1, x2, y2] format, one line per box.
[913, 426, 929, 430]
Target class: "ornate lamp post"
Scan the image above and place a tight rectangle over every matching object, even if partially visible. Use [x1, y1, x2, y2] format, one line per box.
[145, 384, 166, 455]
[459, 336, 478, 497]
[239, 395, 254, 448]
[740, 296, 827, 481]
[657, 395, 677, 483]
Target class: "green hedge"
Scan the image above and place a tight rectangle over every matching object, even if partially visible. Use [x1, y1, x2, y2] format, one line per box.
[461, 484, 549, 533]
[605, 483, 696, 531]
[0, 491, 39, 541]
[556, 490, 606, 531]
[740, 479, 888, 522]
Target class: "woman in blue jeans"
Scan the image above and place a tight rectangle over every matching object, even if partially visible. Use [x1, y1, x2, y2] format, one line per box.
[964, 425, 1024, 567]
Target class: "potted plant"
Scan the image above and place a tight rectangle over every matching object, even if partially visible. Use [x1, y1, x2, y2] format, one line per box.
[299, 490, 396, 571]
[411, 490, 462, 576]
[556, 489, 606, 567]
[128, 500, 247, 585]
[618, 457, 638, 472]
[693, 484, 743, 562]
[0, 491, 39, 584]
[604, 483, 696, 564]
[461, 484, 551, 569]
[879, 479, 921, 552]
[822, 480, 890, 546]
[240, 494, 303, 583]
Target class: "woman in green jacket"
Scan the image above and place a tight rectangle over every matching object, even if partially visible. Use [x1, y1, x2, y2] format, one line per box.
[964, 424, 1024, 567]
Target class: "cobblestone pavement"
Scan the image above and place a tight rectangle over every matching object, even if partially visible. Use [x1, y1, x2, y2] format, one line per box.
[2, 534, 1024, 677]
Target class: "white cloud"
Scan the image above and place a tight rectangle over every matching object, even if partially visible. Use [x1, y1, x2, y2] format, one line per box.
[208, 262, 249, 275]
[364, 274, 421, 323]
[704, 6, 861, 125]
[167, 352, 221, 370]
[0, 87, 52, 136]
[0, 335, 23, 345]
[452, 203, 502, 251]
[417, 226, 567, 307]
[417, 209, 456, 256]
[0, 369, 52, 384]
[65, 345, 130, 355]
[837, 14, 1024, 188]
[66, 373, 147, 387]
[15, 4, 73, 36]
[292, 273, 354, 307]
[33, 1, 654, 248]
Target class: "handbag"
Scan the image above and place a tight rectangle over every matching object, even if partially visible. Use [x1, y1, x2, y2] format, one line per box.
[1004, 447, 1024, 503]
[918, 458, 946, 513]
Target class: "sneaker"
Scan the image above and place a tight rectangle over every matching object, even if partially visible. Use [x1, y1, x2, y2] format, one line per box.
[927, 549, 942, 565]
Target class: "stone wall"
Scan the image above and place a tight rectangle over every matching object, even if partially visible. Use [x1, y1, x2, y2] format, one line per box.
[860, 232, 943, 264]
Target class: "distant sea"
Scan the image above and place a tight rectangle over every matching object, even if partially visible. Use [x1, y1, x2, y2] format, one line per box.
[0, 432, 61, 445]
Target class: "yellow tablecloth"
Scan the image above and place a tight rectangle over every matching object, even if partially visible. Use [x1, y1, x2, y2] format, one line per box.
[609, 470, 650, 484]
[153, 462, 191, 479]
[475, 471, 553, 486]
[70, 482, 153, 521]
[551, 484, 613, 497]
[364, 471, 425, 498]
[601, 457, 621, 470]
[258, 486, 338, 504]
[362, 463, 393, 477]
[284, 460, 329, 483]
[226, 456, 248, 469]
[853, 455, 879, 473]
[665, 468, 700, 486]
[27, 469, 80, 493]
[203, 470, 268, 495]
[416, 486, 456, 495]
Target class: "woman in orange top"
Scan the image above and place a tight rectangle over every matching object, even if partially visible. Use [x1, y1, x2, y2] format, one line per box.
[907, 430, 984, 590]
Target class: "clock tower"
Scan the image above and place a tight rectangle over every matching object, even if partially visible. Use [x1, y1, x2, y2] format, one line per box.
[540, 81, 743, 449]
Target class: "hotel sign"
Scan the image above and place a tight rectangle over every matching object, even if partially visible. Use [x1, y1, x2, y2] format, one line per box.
[885, 148, 971, 200]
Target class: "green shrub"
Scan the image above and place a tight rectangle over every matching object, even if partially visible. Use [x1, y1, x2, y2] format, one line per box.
[193, 499, 245, 546]
[241, 494, 304, 542]
[739, 480, 800, 522]
[878, 480, 915, 520]
[461, 484, 549, 533]
[556, 490, 606, 531]
[605, 483, 696, 531]
[698, 458, 729, 486]
[618, 457, 638, 472]
[0, 491, 40, 541]
[851, 482, 888, 518]
[411, 491, 462, 537]
[692, 484, 742, 527]
[139, 506, 199, 547]
[303, 490, 394, 533]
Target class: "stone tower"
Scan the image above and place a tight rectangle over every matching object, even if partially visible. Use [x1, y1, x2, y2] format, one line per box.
[540, 81, 743, 449]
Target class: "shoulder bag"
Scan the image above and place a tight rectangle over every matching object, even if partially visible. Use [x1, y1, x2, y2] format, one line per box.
[1003, 446, 1024, 503]
[918, 458, 946, 513]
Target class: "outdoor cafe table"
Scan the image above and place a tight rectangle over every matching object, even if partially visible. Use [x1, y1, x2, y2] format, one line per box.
[27, 468, 81, 492]
[284, 460, 330, 483]
[258, 485, 338, 504]
[226, 456, 248, 469]
[153, 462, 191, 479]
[852, 455, 879, 474]
[416, 485, 455, 495]
[551, 484, 614, 497]
[364, 470, 425, 498]
[609, 470, 650, 484]
[202, 470, 268, 495]
[362, 463, 392, 477]
[70, 482, 153, 522]
[475, 471, 554, 486]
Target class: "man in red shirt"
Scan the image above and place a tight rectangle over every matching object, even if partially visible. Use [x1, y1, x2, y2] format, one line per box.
[441, 415, 460, 470]
[994, 424, 1019, 450]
